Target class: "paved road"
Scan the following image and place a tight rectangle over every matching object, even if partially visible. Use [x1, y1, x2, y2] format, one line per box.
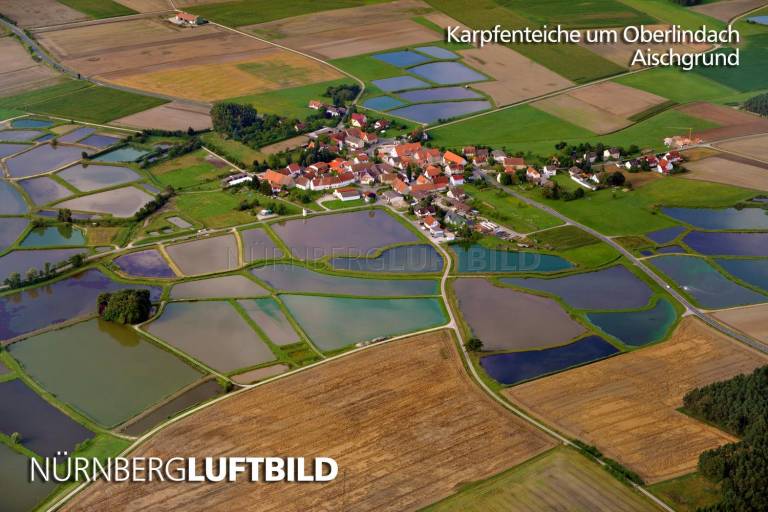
[483, 173, 768, 354]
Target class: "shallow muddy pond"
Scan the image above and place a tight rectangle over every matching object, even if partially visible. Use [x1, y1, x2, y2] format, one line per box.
[251, 264, 438, 296]
[0, 379, 93, 457]
[272, 210, 419, 260]
[0, 269, 162, 340]
[587, 299, 676, 347]
[329, 244, 443, 273]
[165, 235, 239, 275]
[389, 100, 491, 123]
[57, 163, 141, 192]
[241, 228, 283, 263]
[0, 180, 26, 214]
[452, 244, 572, 273]
[115, 249, 175, 278]
[683, 231, 768, 257]
[5, 144, 83, 178]
[19, 225, 85, 247]
[409, 61, 486, 84]
[281, 295, 446, 351]
[651, 255, 767, 309]
[0, 248, 85, 281]
[646, 225, 685, 244]
[480, 335, 618, 386]
[10, 319, 203, 427]
[93, 146, 149, 163]
[662, 207, 768, 230]
[0, 443, 57, 512]
[398, 86, 482, 102]
[145, 301, 275, 373]
[371, 76, 430, 92]
[0, 216, 27, 250]
[238, 298, 300, 346]
[716, 259, 768, 292]
[55, 186, 154, 217]
[454, 278, 585, 351]
[501, 265, 653, 310]
[19, 176, 72, 205]
[171, 275, 268, 299]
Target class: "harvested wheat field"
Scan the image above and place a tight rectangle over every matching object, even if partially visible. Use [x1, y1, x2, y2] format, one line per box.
[36, 18, 341, 102]
[713, 305, 768, 346]
[682, 155, 768, 191]
[691, 0, 767, 22]
[245, 0, 438, 59]
[0, 36, 61, 97]
[506, 318, 768, 484]
[580, 25, 709, 69]
[459, 45, 572, 106]
[62, 330, 555, 512]
[682, 102, 768, 141]
[0, 0, 87, 28]
[114, 0, 172, 12]
[715, 133, 768, 161]
[113, 101, 212, 131]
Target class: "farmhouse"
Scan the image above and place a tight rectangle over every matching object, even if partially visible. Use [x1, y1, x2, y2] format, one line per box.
[170, 12, 206, 26]
[333, 188, 361, 202]
[221, 172, 253, 188]
[262, 169, 295, 191]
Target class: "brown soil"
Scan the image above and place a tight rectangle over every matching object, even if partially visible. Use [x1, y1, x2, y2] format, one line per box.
[113, 101, 213, 131]
[712, 305, 768, 345]
[691, 0, 767, 22]
[505, 317, 768, 484]
[62, 329, 555, 511]
[682, 155, 768, 191]
[0, 36, 60, 97]
[260, 135, 309, 155]
[0, 0, 87, 28]
[680, 102, 768, 142]
[715, 134, 768, 161]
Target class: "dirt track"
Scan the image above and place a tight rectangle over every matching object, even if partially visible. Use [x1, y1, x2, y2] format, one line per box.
[506, 317, 768, 484]
[62, 330, 554, 511]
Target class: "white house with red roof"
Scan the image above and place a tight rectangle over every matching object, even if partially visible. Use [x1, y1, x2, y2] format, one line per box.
[350, 113, 367, 127]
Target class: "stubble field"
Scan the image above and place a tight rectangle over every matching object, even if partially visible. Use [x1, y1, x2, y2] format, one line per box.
[62, 330, 555, 511]
[0, 36, 61, 97]
[715, 133, 768, 161]
[681, 155, 768, 192]
[712, 305, 768, 345]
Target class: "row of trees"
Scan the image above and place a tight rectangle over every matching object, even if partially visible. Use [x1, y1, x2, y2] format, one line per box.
[744, 92, 768, 117]
[2, 253, 84, 289]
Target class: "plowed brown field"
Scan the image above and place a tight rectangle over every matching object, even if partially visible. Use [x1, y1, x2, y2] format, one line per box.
[62, 330, 555, 511]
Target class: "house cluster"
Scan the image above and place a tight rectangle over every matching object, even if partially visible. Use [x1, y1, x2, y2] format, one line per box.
[307, 100, 347, 119]
[664, 134, 702, 149]
[169, 12, 206, 26]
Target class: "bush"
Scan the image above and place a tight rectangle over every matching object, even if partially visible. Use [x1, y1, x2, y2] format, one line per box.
[465, 337, 483, 352]
[97, 289, 152, 324]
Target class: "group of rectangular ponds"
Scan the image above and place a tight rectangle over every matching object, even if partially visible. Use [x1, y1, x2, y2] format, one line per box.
[329, 244, 443, 273]
[451, 244, 572, 273]
[9, 319, 203, 427]
[250, 264, 439, 296]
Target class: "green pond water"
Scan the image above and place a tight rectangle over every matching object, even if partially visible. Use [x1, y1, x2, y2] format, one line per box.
[281, 295, 447, 352]
[452, 244, 572, 273]
[0, 444, 56, 512]
[10, 319, 203, 427]
[19, 225, 86, 247]
[587, 299, 677, 347]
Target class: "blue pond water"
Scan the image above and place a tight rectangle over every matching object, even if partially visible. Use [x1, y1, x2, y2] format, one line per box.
[115, 249, 176, 278]
[0, 143, 29, 158]
[398, 86, 483, 102]
[480, 335, 619, 385]
[640, 250, 654, 256]
[646, 225, 685, 244]
[452, 244, 572, 273]
[373, 50, 431, 67]
[389, 100, 492, 123]
[716, 259, 768, 292]
[20, 177, 72, 205]
[747, 15, 768, 25]
[94, 146, 149, 163]
[58, 126, 95, 143]
[11, 118, 53, 128]
[0, 180, 26, 214]
[330, 244, 444, 273]
[662, 207, 768, 230]
[372, 76, 430, 92]
[0, 129, 44, 142]
[502, 265, 653, 310]
[408, 62, 487, 85]
[683, 231, 768, 257]
[0, 217, 28, 251]
[650, 255, 767, 309]
[587, 299, 677, 347]
[415, 46, 459, 59]
[657, 245, 686, 254]
[80, 134, 122, 148]
[362, 96, 404, 111]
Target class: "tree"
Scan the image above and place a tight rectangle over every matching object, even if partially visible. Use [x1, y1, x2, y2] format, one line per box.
[465, 337, 483, 352]
[3, 272, 21, 289]
[606, 171, 626, 187]
[259, 180, 273, 196]
[10, 432, 21, 444]
[98, 289, 152, 324]
[744, 92, 768, 117]
[499, 172, 513, 186]
[68, 253, 84, 268]
[57, 208, 72, 223]
[210, 102, 259, 138]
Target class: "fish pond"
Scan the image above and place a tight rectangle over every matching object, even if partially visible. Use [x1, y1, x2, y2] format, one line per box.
[241, 228, 283, 263]
[0, 443, 57, 512]
[58, 126, 94, 143]
[10, 319, 203, 427]
[480, 335, 619, 386]
[19, 176, 72, 205]
[93, 146, 149, 163]
[170, 275, 268, 299]
[414, 46, 459, 59]
[0, 269, 161, 340]
[0, 248, 84, 281]
[11, 118, 53, 129]
[0, 181, 26, 214]
[646, 225, 685, 244]
[19, 225, 85, 248]
[5, 144, 83, 178]
[683, 231, 768, 257]
[501, 265, 653, 310]
[145, 301, 275, 373]
[80, 134, 122, 148]
[0, 143, 28, 159]
[454, 278, 585, 351]
[0, 217, 27, 250]
[371, 76, 430, 92]
[0, 379, 93, 457]
[0, 130, 43, 142]
[281, 295, 446, 351]
[238, 298, 299, 346]
[362, 96, 405, 111]
[272, 210, 419, 260]
[55, 187, 154, 217]
[373, 50, 431, 67]
[389, 100, 492, 124]
[329, 244, 443, 273]
[662, 207, 768, 230]
[587, 299, 677, 347]
[251, 264, 438, 296]
[114, 249, 176, 278]
[452, 244, 572, 273]
[165, 235, 239, 275]
[57, 163, 141, 192]
[656, 245, 687, 254]
[408, 62, 487, 85]
[650, 255, 767, 309]
[397, 86, 483, 102]
[716, 259, 768, 292]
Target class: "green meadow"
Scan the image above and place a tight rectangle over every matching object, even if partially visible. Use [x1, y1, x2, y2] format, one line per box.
[187, 0, 388, 27]
[56, 0, 135, 18]
[227, 79, 351, 119]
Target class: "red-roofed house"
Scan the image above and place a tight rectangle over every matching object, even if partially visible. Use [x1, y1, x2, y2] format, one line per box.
[308, 100, 325, 110]
[656, 158, 674, 175]
[263, 169, 295, 191]
[449, 174, 464, 186]
[351, 113, 367, 127]
[393, 178, 410, 195]
[443, 150, 467, 167]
